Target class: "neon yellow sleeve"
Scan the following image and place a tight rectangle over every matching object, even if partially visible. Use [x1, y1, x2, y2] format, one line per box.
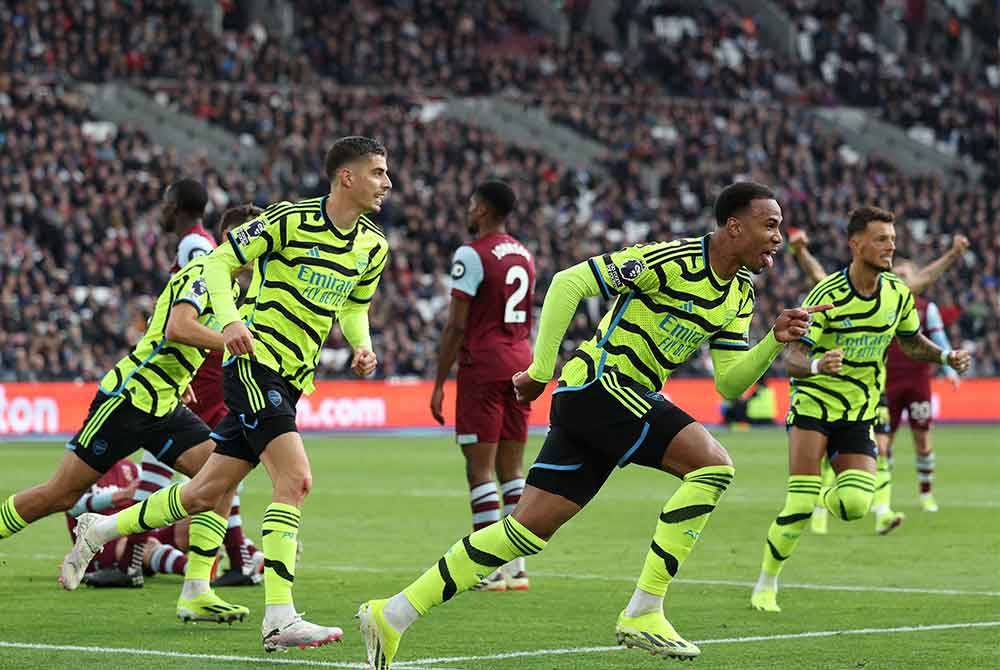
[202, 242, 246, 328]
[526, 262, 603, 383]
[710, 330, 783, 399]
[339, 302, 372, 351]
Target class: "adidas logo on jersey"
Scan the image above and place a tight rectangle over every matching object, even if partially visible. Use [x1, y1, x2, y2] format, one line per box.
[307, 246, 321, 258]
[841, 318, 853, 328]
[680, 301, 694, 313]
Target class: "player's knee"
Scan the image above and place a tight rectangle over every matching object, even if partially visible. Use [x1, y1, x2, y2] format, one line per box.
[182, 481, 222, 515]
[705, 438, 734, 468]
[53, 487, 85, 513]
[835, 486, 873, 521]
[275, 472, 311, 505]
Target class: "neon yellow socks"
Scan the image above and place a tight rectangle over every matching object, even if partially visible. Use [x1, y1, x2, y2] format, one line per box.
[186, 511, 227, 581]
[0, 495, 27, 539]
[761, 475, 821, 576]
[262, 503, 301, 606]
[636, 465, 735, 596]
[822, 469, 876, 521]
[403, 516, 546, 615]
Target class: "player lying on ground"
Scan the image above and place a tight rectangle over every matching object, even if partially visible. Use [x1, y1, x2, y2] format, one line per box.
[750, 207, 971, 614]
[430, 180, 535, 592]
[65, 458, 191, 587]
[788, 229, 968, 534]
[65, 136, 391, 654]
[358, 181, 831, 667]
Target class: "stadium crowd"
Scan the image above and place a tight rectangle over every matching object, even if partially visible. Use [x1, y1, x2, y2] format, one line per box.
[1, 1, 998, 383]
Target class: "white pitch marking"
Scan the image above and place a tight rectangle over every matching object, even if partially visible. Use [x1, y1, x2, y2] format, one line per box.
[0, 641, 459, 670]
[305, 564, 1000, 598]
[404, 620, 1000, 665]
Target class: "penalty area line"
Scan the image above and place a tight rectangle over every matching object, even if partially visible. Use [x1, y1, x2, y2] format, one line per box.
[405, 620, 1000, 665]
[0, 641, 460, 670]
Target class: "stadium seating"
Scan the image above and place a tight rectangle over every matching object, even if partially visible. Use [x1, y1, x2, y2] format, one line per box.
[2, 1, 997, 381]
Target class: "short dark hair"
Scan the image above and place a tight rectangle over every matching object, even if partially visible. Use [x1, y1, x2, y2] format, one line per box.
[325, 136, 387, 181]
[847, 206, 895, 237]
[473, 180, 517, 218]
[170, 178, 208, 216]
[218, 204, 263, 239]
[713, 181, 776, 227]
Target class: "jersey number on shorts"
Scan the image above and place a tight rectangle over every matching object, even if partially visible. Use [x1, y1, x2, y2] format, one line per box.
[504, 265, 529, 324]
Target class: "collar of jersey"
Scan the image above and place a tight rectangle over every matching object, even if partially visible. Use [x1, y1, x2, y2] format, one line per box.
[842, 267, 880, 300]
[701, 233, 731, 289]
[320, 195, 359, 241]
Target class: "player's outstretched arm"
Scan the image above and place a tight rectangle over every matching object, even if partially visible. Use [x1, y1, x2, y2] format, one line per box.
[165, 302, 226, 351]
[788, 230, 829, 285]
[430, 298, 470, 424]
[905, 234, 969, 295]
[896, 332, 971, 373]
[514, 262, 603, 402]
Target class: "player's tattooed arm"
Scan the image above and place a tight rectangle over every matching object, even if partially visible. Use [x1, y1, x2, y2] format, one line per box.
[896, 333, 972, 373]
[784, 341, 843, 378]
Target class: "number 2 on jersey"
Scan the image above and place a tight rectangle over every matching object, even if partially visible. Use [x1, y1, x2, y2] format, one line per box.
[504, 265, 529, 324]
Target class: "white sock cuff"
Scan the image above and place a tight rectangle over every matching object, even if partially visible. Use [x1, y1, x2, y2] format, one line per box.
[500, 478, 526, 495]
[472, 510, 501, 526]
[470, 482, 500, 504]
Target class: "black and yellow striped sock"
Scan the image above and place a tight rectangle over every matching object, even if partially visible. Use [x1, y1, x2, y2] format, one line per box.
[116, 483, 187, 536]
[262, 503, 301, 606]
[0, 495, 27, 539]
[760, 475, 822, 577]
[186, 511, 227, 582]
[823, 469, 877, 521]
[636, 465, 734, 596]
[404, 516, 546, 614]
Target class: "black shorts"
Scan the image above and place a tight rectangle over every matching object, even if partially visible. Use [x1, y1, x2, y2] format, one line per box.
[68, 391, 210, 473]
[525, 369, 696, 507]
[787, 412, 878, 460]
[211, 358, 301, 466]
[872, 392, 891, 435]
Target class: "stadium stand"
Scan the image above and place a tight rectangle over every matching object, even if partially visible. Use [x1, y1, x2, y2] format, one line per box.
[1, 1, 997, 382]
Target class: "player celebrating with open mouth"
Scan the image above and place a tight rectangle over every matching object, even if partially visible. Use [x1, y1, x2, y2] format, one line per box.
[358, 182, 831, 666]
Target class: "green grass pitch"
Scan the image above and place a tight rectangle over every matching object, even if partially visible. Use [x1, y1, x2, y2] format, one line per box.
[0, 425, 997, 669]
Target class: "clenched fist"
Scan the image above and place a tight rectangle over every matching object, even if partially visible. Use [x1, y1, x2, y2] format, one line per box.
[816, 349, 843, 375]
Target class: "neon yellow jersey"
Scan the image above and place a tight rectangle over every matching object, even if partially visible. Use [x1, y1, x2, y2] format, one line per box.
[792, 269, 919, 422]
[206, 196, 389, 394]
[99, 259, 238, 416]
[560, 235, 755, 391]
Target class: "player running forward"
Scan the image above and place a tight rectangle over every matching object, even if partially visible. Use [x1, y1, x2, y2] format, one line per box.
[64, 459, 191, 587]
[146, 181, 265, 587]
[788, 230, 967, 532]
[358, 182, 829, 666]
[429, 181, 535, 592]
[66, 136, 392, 653]
[0, 233, 248, 621]
[750, 207, 971, 613]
